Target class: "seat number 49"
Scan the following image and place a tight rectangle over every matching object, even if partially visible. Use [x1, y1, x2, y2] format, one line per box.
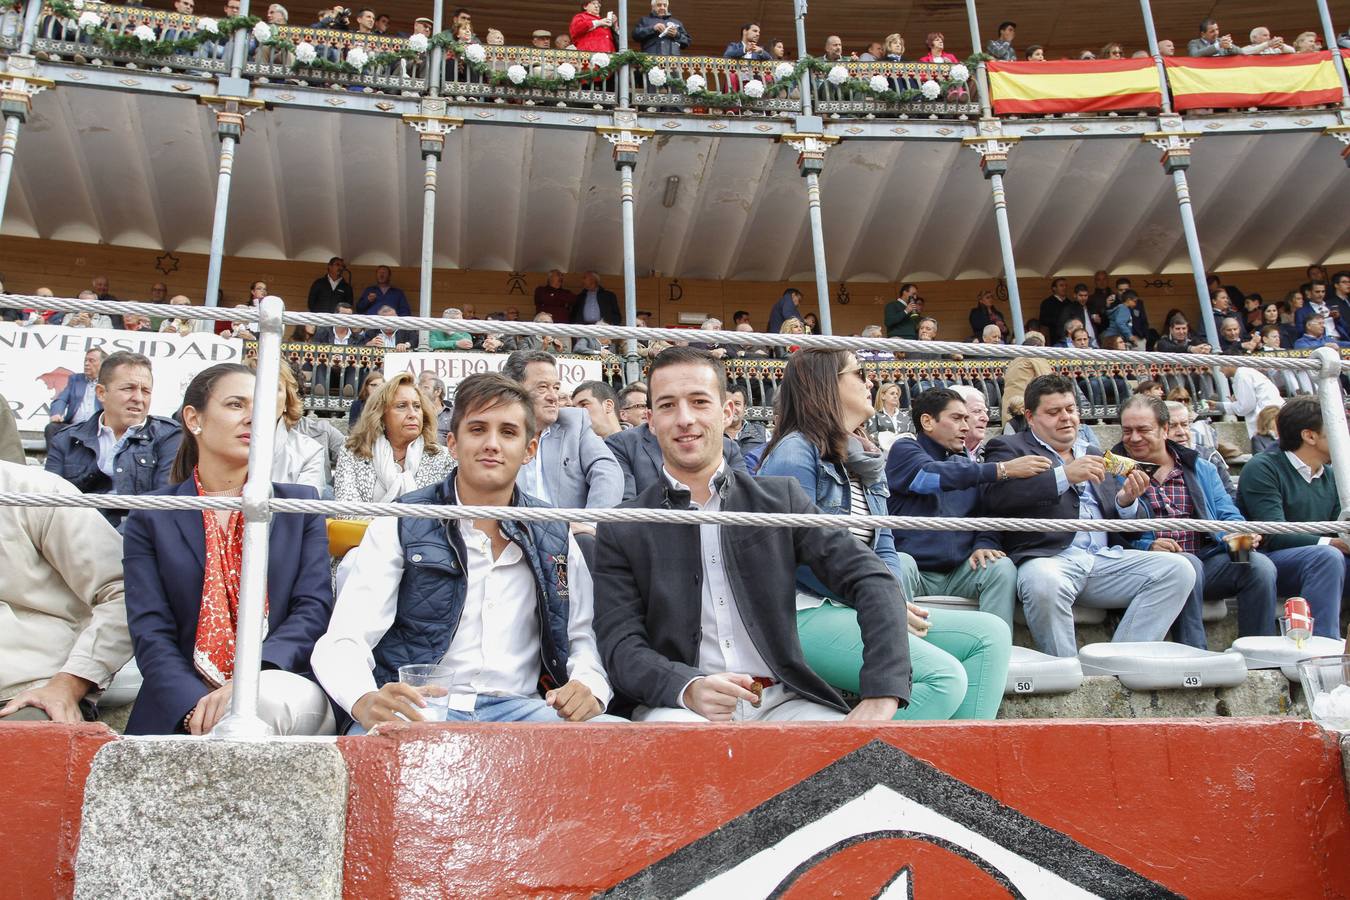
[1181, 673, 1202, 688]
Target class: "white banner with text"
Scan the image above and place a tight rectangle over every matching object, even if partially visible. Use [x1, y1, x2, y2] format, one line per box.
[0, 324, 246, 429]
[382, 352, 604, 395]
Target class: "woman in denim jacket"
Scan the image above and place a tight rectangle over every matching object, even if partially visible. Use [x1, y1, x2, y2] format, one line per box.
[757, 349, 1012, 719]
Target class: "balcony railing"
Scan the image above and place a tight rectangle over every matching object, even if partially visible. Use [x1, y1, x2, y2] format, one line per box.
[32, 2, 228, 75]
[441, 45, 617, 108]
[812, 59, 981, 117]
[631, 56, 801, 114]
[243, 24, 426, 92]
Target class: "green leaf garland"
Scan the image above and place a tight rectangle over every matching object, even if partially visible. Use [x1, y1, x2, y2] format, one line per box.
[46, 1, 260, 59]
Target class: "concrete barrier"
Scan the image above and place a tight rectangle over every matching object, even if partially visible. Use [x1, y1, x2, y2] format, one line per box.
[3, 720, 1347, 898]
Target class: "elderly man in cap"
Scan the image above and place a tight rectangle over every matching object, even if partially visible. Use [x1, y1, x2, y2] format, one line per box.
[531, 28, 552, 49]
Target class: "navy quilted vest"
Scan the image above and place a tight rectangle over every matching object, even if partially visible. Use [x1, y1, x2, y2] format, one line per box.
[370, 473, 572, 692]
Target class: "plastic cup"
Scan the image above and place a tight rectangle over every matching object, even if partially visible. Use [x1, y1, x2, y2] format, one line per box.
[1297, 655, 1350, 732]
[398, 664, 455, 722]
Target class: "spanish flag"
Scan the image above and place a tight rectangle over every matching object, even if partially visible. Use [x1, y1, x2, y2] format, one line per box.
[988, 58, 1162, 115]
[1165, 51, 1344, 111]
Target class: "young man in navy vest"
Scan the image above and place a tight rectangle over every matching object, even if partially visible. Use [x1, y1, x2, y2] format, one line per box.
[312, 373, 614, 731]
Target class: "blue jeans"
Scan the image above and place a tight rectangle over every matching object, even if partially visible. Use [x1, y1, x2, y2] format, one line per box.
[1266, 545, 1350, 638]
[1174, 550, 1278, 649]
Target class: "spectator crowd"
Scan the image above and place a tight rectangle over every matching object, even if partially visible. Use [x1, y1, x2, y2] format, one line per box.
[2, 267, 1346, 735]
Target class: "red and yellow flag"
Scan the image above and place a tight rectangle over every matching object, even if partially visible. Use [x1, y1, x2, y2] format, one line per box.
[988, 58, 1162, 115]
[1164, 51, 1343, 111]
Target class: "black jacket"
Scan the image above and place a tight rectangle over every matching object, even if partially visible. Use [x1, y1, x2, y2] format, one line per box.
[307, 275, 354, 314]
[632, 14, 690, 55]
[568, 287, 621, 325]
[981, 429, 1128, 565]
[593, 469, 912, 715]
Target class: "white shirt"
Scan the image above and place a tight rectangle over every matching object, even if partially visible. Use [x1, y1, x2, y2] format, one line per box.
[1028, 428, 1136, 556]
[331, 328, 353, 346]
[521, 424, 554, 503]
[74, 380, 98, 424]
[311, 513, 611, 716]
[1223, 368, 1284, 436]
[663, 466, 774, 692]
[95, 415, 145, 477]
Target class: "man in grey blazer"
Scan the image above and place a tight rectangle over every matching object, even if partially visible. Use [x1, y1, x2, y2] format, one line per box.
[504, 351, 624, 515]
[606, 422, 747, 501]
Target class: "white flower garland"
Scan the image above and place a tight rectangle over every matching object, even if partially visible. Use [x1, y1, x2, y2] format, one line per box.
[949, 63, 970, 83]
[132, 23, 156, 42]
[742, 78, 765, 98]
[774, 61, 795, 81]
[589, 51, 610, 68]
[556, 61, 576, 80]
[464, 43, 486, 64]
[346, 46, 368, 70]
[407, 32, 427, 53]
[196, 16, 218, 34]
[869, 74, 889, 92]
[294, 40, 316, 64]
[507, 63, 527, 84]
[645, 66, 666, 87]
[684, 73, 706, 93]
[826, 64, 849, 86]
[77, 10, 102, 31]
[251, 21, 271, 42]
[920, 79, 941, 100]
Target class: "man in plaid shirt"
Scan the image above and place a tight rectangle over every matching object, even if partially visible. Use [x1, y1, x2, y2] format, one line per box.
[1113, 395, 1278, 648]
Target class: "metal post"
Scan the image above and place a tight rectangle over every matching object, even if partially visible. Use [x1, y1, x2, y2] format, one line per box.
[228, 0, 250, 80]
[1312, 347, 1350, 518]
[203, 134, 236, 308]
[989, 172, 1024, 341]
[0, 116, 21, 235]
[963, 0, 993, 119]
[427, 0, 443, 97]
[619, 161, 639, 379]
[804, 170, 833, 336]
[17, 0, 42, 55]
[1314, 0, 1350, 106]
[1171, 166, 1229, 399]
[615, 0, 629, 109]
[793, 0, 814, 118]
[418, 151, 438, 348]
[211, 294, 283, 740]
[1138, 0, 1173, 114]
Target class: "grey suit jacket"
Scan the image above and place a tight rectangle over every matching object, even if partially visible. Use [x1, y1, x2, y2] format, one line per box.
[605, 424, 748, 501]
[517, 407, 623, 509]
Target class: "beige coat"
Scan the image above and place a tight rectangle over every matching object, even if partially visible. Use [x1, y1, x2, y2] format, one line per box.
[0, 393, 23, 465]
[0, 462, 131, 700]
[1000, 358, 1054, 423]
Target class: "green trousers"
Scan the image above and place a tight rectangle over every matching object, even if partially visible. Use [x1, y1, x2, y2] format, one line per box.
[897, 555, 1018, 629]
[797, 602, 1012, 720]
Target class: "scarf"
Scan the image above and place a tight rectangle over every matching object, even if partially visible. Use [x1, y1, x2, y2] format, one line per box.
[843, 434, 886, 486]
[191, 469, 268, 688]
[372, 435, 424, 502]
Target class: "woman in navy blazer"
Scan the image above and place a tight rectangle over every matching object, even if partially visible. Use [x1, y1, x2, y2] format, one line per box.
[122, 363, 337, 736]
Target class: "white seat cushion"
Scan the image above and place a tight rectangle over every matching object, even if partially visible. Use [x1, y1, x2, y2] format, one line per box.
[1004, 646, 1084, 696]
[1077, 641, 1248, 690]
[1202, 599, 1230, 623]
[1229, 636, 1346, 681]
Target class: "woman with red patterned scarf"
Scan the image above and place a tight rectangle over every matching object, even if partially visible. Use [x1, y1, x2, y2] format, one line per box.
[122, 363, 336, 736]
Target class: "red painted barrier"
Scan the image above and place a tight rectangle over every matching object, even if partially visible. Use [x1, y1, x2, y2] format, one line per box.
[338, 719, 1350, 899]
[4, 720, 1348, 898]
[0, 723, 116, 900]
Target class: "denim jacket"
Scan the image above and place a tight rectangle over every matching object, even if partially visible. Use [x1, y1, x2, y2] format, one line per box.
[756, 431, 907, 596]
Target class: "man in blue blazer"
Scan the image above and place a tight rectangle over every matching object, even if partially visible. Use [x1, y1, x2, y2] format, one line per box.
[606, 422, 747, 501]
[121, 480, 335, 735]
[45, 352, 181, 530]
[504, 350, 623, 513]
[45, 348, 106, 446]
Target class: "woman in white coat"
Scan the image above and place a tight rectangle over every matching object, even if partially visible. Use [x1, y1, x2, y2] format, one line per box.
[271, 363, 326, 493]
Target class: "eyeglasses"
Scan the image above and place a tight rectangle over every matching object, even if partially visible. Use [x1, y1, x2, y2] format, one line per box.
[622, 403, 648, 412]
[838, 367, 865, 381]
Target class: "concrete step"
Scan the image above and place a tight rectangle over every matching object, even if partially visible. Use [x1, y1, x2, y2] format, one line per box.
[998, 669, 1303, 720]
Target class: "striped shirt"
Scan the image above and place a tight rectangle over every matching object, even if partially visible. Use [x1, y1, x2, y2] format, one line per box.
[846, 476, 874, 545]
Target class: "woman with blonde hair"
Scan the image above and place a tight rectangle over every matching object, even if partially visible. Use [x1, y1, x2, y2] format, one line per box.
[270, 361, 326, 493]
[333, 372, 452, 509]
[867, 381, 908, 442]
[774, 317, 806, 359]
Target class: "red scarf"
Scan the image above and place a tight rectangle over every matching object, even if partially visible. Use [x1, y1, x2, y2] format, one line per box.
[191, 469, 268, 688]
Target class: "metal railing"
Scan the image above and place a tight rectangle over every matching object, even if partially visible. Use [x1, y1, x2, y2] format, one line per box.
[812, 59, 981, 117]
[441, 45, 617, 107]
[3, 292, 1348, 740]
[243, 23, 426, 92]
[31, 1, 227, 75]
[631, 55, 801, 114]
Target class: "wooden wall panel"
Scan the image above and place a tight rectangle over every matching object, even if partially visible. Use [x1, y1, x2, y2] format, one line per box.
[0, 234, 1321, 342]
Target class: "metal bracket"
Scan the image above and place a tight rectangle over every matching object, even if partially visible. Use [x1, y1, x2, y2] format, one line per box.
[403, 110, 464, 160]
[1324, 125, 1350, 168]
[199, 95, 265, 142]
[1143, 130, 1202, 173]
[0, 73, 54, 122]
[778, 132, 840, 177]
[961, 134, 1020, 179]
[598, 124, 655, 169]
